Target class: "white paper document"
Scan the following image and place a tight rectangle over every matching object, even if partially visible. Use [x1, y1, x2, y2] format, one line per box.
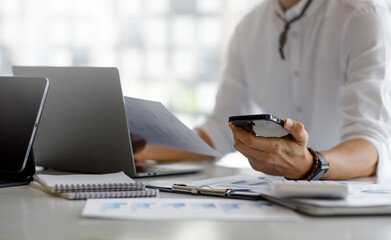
[124, 97, 220, 157]
[82, 198, 301, 221]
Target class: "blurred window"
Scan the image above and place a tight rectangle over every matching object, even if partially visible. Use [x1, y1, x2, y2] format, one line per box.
[2, 0, 389, 126]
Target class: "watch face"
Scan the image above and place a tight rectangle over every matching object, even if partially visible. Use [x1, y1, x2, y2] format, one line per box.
[309, 152, 329, 180]
[316, 151, 329, 166]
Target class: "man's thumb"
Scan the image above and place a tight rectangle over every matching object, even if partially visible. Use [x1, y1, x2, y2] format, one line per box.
[284, 118, 308, 145]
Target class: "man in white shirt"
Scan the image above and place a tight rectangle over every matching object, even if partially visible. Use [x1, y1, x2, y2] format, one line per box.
[136, 0, 391, 180]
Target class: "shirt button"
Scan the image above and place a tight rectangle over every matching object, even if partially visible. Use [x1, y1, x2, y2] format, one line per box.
[294, 71, 300, 77]
[297, 107, 303, 113]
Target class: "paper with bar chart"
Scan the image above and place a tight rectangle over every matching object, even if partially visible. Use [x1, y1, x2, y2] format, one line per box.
[82, 198, 301, 221]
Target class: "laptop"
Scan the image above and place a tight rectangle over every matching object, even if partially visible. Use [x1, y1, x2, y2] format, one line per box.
[0, 76, 49, 187]
[13, 66, 203, 177]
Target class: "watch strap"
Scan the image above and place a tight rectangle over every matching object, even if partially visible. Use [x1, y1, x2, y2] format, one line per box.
[296, 148, 320, 180]
[293, 148, 329, 181]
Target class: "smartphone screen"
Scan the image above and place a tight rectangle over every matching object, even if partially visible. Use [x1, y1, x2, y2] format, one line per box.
[229, 114, 289, 138]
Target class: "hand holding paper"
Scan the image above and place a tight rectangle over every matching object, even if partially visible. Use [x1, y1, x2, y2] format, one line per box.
[124, 97, 221, 158]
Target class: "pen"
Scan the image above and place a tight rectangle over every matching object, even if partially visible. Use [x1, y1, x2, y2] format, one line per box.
[172, 184, 233, 196]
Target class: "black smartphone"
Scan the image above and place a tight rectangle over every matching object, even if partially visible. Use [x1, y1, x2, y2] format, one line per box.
[228, 114, 289, 138]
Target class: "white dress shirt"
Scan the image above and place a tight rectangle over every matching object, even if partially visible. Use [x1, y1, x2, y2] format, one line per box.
[199, 0, 391, 177]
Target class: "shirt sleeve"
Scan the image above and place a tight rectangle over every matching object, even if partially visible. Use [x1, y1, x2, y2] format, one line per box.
[198, 24, 260, 155]
[339, 6, 391, 178]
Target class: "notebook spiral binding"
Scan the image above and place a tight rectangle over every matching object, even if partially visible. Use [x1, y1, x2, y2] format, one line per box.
[53, 182, 145, 193]
[66, 189, 159, 200]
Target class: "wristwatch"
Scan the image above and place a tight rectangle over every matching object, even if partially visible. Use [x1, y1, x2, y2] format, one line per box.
[309, 150, 330, 180]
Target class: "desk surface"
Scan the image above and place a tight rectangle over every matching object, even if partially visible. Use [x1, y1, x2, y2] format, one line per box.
[1, 164, 391, 240]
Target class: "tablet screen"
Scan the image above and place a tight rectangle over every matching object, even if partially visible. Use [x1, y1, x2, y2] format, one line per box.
[0, 77, 48, 172]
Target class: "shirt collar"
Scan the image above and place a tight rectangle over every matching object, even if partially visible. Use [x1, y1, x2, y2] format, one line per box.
[273, 0, 325, 21]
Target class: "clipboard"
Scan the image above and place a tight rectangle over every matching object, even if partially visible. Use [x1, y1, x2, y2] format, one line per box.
[146, 184, 265, 201]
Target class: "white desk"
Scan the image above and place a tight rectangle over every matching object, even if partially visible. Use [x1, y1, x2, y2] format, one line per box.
[1, 164, 391, 240]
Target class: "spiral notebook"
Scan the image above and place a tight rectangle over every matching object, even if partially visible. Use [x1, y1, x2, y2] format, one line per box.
[32, 172, 158, 200]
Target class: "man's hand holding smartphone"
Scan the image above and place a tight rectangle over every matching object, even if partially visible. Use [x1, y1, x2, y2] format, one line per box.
[228, 114, 313, 180]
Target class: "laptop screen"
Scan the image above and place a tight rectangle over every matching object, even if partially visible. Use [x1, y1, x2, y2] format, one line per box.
[0, 77, 48, 172]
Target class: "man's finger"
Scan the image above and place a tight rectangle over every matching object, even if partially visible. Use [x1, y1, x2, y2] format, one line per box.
[283, 118, 308, 146]
[229, 123, 253, 142]
[233, 137, 269, 159]
[230, 123, 282, 152]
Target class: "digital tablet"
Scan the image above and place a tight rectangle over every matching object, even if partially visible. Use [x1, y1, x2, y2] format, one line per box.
[0, 77, 49, 186]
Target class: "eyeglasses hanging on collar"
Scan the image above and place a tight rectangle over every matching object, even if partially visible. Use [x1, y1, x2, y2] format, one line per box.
[276, 0, 313, 60]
